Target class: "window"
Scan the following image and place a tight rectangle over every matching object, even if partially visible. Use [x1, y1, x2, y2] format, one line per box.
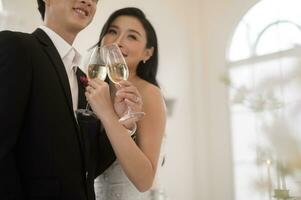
[0, 0, 3, 13]
[0, 0, 6, 30]
[228, 0, 301, 199]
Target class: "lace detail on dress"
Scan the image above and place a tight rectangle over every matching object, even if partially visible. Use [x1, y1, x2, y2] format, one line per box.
[94, 134, 166, 200]
[94, 161, 151, 200]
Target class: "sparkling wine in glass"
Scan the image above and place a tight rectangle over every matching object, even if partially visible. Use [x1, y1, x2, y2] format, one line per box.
[107, 63, 129, 84]
[104, 43, 145, 123]
[76, 46, 107, 117]
[88, 63, 107, 80]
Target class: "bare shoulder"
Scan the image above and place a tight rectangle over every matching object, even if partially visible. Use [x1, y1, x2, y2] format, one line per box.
[135, 79, 166, 139]
[137, 80, 164, 106]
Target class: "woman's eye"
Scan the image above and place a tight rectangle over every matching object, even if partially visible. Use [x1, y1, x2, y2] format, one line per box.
[107, 29, 117, 35]
[128, 35, 137, 40]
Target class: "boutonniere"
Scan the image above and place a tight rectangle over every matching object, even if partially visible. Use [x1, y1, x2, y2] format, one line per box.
[79, 76, 88, 87]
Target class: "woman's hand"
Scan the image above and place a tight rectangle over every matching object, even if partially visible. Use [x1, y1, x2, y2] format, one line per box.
[85, 78, 113, 118]
[114, 80, 144, 125]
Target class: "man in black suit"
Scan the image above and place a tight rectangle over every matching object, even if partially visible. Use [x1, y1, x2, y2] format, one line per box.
[0, 0, 115, 199]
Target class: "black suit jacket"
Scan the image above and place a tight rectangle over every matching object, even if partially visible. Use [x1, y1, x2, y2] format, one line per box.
[0, 29, 115, 200]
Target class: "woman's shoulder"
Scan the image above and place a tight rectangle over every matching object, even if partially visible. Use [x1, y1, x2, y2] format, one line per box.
[137, 79, 163, 101]
[136, 80, 166, 119]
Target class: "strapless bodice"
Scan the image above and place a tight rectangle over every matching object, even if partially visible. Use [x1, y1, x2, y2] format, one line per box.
[94, 160, 151, 200]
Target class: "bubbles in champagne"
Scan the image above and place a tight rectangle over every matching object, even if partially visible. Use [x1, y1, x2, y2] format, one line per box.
[108, 63, 129, 83]
[88, 64, 107, 80]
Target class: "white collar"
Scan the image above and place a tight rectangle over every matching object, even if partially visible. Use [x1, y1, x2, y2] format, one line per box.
[39, 25, 82, 70]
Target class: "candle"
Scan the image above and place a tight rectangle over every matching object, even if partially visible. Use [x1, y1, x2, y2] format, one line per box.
[278, 160, 287, 190]
[266, 159, 272, 200]
[276, 162, 281, 189]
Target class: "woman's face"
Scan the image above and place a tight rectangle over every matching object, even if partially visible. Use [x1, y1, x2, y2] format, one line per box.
[101, 15, 153, 69]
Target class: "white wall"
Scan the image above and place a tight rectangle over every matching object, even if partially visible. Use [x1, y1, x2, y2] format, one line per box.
[190, 0, 260, 199]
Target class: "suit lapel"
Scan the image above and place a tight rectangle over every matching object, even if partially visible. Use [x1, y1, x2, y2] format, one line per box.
[32, 28, 74, 115]
[32, 29, 90, 173]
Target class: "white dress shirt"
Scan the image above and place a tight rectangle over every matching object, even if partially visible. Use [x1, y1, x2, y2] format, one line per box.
[39, 26, 82, 114]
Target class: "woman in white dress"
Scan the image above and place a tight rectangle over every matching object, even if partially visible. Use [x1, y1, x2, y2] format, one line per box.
[85, 7, 166, 200]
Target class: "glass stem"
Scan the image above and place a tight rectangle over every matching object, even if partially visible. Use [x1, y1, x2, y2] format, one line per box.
[85, 103, 90, 111]
[127, 106, 132, 116]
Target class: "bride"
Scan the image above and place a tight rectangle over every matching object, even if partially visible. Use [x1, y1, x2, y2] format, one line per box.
[85, 7, 166, 200]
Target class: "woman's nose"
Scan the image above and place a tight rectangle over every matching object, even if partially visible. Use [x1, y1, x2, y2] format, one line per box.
[114, 35, 125, 47]
[80, 0, 92, 6]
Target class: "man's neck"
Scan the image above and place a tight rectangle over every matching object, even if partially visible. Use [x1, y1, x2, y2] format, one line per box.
[44, 22, 77, 45]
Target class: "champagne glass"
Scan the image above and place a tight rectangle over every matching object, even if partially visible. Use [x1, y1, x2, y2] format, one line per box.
[76, 46, 107, 117]
[103, 43, 145, 123]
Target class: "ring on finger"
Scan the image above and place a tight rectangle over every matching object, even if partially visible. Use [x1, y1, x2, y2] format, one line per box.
[135, 96, 139, 103]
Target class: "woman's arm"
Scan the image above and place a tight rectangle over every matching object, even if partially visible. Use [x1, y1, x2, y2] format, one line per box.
[86, 80, 166, 192]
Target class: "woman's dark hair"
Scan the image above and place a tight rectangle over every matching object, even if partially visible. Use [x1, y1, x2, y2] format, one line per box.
[98, 7, 159, 87]
[37, 0, 45, 20]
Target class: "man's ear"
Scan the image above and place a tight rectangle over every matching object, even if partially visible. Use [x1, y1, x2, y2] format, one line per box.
[142, 47, 154, 63]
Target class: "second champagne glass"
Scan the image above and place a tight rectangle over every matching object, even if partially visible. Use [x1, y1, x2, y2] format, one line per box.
[76, 46, 107, 117]
[103, 43, 145, 123]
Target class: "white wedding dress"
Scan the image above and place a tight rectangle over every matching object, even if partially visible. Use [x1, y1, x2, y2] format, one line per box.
[94, 160, 151, 200]
[94, 136, 166, 200]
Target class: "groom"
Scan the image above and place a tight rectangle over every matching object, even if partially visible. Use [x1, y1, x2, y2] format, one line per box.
[0, 0, 115, 199]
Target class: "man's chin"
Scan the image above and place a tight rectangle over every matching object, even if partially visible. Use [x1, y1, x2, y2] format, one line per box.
[70, 22, 90, 33]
